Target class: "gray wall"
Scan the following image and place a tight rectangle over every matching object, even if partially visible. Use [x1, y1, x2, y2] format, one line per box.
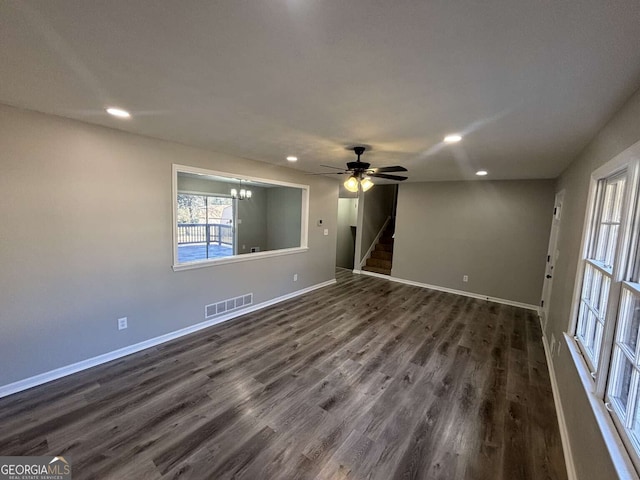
[393, 180, 554, 305]
[360, 185, 396, 264]
[336, 198, 357, 269]
[266, 187, 302, 251]
[0, 104, 338, 387]
[237, 187, 268, 253]
[177, 175, 230, 195]
[546, 87, 640, 480]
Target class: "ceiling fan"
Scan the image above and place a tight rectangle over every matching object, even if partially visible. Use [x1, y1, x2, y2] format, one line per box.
[316, 146, 408, 192]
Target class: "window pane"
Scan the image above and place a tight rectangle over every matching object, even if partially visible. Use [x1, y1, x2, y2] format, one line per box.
[577, 261, 611, 370]
[612, 178, 626, 223]
[611, 348, 635, 413]
[594, 224, 620, 268]
[593, 321, 604, 366]
[595, 224, 611, 264]
[589, 267, 603, 307]
[619, 288, 640, 354]
[602, 181, 617, 222]
[606, 224, 620, 268]
[591, 175, 625, 267]
[630, 377, 640, 446]
[580, 263, 610, 317]
[207, 196, 233, 224]
[581, 264, 594, 301]
[598, 275, 611, 319]
[177, 194, 206, 224]
[177, 194, 234, 263]
[585, 310, 597, 350]
[578, 301, 590, 340]
[602, 177, 626, 223]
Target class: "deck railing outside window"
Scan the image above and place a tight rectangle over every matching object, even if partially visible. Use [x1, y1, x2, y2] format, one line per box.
[177, 223, 233, 246]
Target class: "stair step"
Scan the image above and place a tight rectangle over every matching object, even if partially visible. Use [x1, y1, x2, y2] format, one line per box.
[379, 236, 394, 244]
[371, 250, 393, 261]
[366, 258, 392, 269]
[374, 243, 394, 252]
[362, 265, 391, 275]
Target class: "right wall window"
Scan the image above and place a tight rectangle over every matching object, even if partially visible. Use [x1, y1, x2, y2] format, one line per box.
[575, 160, 640, 466]
[576, 172, 626, 372]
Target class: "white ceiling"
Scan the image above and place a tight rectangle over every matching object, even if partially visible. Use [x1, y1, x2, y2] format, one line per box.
[1, 1, 640, 181]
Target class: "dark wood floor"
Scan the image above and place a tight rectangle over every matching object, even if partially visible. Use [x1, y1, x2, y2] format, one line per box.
[0, 269, 567, 479]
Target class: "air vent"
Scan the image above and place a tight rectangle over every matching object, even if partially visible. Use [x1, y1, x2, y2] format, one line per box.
[205, 293, 253, 319]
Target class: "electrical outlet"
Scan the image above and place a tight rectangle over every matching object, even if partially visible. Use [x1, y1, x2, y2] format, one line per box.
[463, 275, 468, 282]
[293, 273, 298, 281]
[323, 228, 329, 236]
[118, 317, 128, 330]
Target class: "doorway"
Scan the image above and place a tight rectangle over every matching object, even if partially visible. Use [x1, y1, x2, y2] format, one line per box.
[336, 198, 357, 269]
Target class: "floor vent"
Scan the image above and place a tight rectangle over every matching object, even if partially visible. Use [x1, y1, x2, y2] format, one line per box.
[205, 293, 253, 319]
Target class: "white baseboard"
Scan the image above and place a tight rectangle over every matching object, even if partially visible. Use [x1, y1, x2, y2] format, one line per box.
[359, 270, 539, 311]
[0, 279, 336, 399]
[541, 330, 578, 480]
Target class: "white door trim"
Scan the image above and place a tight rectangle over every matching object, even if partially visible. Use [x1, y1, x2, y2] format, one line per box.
[541, 190, 565, 330]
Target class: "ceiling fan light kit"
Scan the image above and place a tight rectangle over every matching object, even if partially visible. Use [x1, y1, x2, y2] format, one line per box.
[360, 177, 374, 191]
[344, 175, 359, 193]
[335, 146, 408, 193]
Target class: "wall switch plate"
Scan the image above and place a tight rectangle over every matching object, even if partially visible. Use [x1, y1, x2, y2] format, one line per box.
[323, 228, 329, 236]
[293, 274, 298, 281]
[463, 275, 468, 282]
[118, 317, 128, 330]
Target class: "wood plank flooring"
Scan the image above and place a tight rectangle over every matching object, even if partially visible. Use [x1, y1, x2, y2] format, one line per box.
[0, 269, 567, 479]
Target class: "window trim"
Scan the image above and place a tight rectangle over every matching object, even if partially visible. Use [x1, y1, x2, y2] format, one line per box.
[567, 141, 640, 478]
[564, 333, 639, 480]
[569, 158, 636, 340]
[579, 170, 632, 383]
[171, 164, 310, 271]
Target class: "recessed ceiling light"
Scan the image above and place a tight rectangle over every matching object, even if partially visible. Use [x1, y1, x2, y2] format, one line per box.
[286, 156, 298, 162]
[476, 170, 488, 176]
[106, 107, 131, 118]
[444, 134, 462, 143]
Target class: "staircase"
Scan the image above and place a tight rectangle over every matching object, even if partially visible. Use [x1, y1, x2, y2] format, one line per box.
[362, 222, 395, 276]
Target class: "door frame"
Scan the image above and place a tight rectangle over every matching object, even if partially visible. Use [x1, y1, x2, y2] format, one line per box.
[541, 189, 565, 329]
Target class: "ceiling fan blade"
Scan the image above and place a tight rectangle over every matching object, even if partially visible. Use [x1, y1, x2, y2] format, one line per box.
[369, 173, 408, 181]
[320, 164, 347, 171]
[371, 166, 408, 173]
[305, 172, 346, 175]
